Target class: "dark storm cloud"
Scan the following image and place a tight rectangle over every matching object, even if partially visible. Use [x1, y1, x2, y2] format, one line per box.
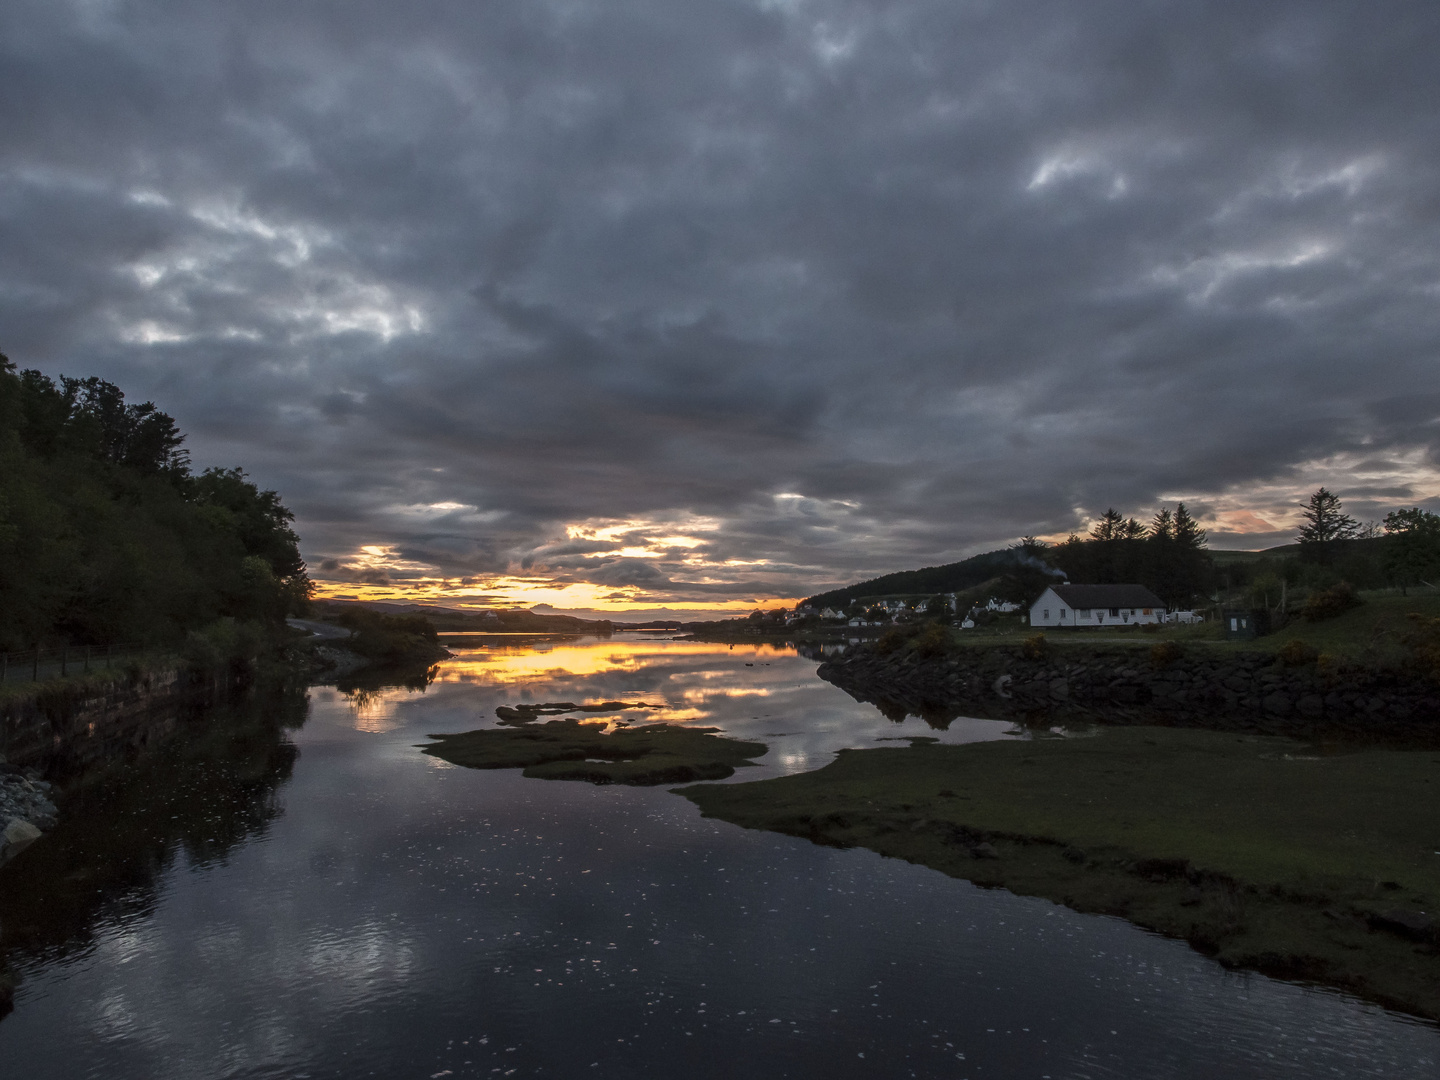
[4, 0, 1440, 604]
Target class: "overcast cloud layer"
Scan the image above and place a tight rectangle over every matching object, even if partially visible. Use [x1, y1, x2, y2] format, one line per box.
[4, 0, 1440, 614]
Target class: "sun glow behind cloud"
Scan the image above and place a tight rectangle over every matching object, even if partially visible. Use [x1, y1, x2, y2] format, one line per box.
[1035, 449, 1440, 549]
[312, 573, 794, 613]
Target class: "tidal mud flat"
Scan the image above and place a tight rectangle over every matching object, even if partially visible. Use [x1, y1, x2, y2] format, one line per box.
[678, 726, 1440, 1021]
[423, 708, 767, 784]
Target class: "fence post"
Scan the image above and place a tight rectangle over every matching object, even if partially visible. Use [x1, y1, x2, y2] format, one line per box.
[32, 647, 39, 682]
[84, 645, 90, 673]
[1, 652, 6, 684]
[61, 647, 68, 678]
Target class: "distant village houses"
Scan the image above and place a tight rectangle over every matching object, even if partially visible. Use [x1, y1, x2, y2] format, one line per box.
[1028, 584, 1166, 628]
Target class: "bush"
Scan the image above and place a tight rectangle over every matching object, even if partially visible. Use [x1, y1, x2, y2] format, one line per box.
[1150, 641, 1182, 668]
[1277, 639, 1320, 667]
[1404, 614, 1440, 682]
[876, 627, 911, 655]
[912, 622, 953, 658]
[1301, 582, 1362, 622]
[1021, 633, 1047, 660]
[334, 609, 441, 661]
[181, 617, 267, 677]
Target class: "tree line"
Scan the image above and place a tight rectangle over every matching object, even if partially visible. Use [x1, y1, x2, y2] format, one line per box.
[0, 354, 311, 652]
[1024, 503, 1211, 609]
[1042, 489, 1440, 609]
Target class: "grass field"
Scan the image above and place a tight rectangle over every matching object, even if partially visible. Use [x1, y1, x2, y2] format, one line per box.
[680, 726, 1440, 1020]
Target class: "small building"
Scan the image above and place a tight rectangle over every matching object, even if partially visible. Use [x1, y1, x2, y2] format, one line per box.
[1222, 609, 1270, 640]
[1028, 584, 1166, 629]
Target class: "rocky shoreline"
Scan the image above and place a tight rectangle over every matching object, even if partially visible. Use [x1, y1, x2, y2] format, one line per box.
[0, 757, 57, 869]
[818, 640, 1440, 738]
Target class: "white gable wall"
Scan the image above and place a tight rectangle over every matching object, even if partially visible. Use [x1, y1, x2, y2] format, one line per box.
[1028, 587, 1070, 628]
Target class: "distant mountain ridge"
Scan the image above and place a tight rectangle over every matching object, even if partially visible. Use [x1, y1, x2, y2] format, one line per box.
[314, 599, 617, 632]
[802, 548, 1035, 610]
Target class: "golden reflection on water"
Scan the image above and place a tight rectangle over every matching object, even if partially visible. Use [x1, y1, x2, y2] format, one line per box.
[341, 636, 796, 731]
[433, 637, 789, 686]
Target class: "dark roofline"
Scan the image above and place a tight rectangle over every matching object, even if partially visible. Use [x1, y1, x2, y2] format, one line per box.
[1041, 583, 1166, 608]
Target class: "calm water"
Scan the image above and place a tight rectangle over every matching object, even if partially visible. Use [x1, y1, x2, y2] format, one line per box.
[1, 635, 1436, 1078]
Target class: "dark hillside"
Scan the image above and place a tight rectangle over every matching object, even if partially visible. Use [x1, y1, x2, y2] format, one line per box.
[803, 549, 1032, 610]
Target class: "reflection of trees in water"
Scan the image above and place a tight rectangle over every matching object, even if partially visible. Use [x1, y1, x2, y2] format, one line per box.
[0, 683, 308, 1018]
[794, 643, 847, 662]
[336, 661, 440, 706]
[857, 695, 964, 731]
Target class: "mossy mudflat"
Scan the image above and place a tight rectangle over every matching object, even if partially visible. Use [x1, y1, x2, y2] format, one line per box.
[422, 720, 766, 784]
[678, 727, 1440, 1020]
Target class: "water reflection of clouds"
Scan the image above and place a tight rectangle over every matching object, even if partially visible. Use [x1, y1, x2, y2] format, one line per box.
[329, 638, 1021, 781]
[399, 637, 1023, 775]
[9, 642, 1439, 1079]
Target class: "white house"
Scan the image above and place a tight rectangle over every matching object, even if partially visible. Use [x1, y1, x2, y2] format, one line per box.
[1028, 584, 1166, 629]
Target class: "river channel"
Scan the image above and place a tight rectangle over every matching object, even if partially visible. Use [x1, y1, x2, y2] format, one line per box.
[1, 635, 1436, 1078]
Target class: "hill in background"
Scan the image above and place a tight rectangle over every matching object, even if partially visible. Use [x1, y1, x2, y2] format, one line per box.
[313, 599, 617, 634]
[802, 548, 1047, 611]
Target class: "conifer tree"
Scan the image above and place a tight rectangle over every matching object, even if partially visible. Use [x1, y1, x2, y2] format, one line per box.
[1297, 488, 1357, 564]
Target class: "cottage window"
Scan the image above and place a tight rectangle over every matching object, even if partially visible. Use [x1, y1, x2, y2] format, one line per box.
[1060, 609, 1067, 618]
[1142, 608, 1152, 615]
[1043, 609, 1049, 619]
[1109, 607, 1120, 617]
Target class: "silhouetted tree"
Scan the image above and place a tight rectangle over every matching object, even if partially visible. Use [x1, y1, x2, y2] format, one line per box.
[1298, 487, 1358, 564]
[0, 355, 310, 649]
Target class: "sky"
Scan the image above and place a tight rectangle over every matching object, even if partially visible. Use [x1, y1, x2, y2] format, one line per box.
[4, 0, 1440, 619]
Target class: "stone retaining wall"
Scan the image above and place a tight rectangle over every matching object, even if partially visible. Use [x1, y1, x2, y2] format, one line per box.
[0, 666, 220, 770]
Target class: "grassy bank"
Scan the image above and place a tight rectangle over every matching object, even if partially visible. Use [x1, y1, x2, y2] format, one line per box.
[678, 727, 1440, 1020]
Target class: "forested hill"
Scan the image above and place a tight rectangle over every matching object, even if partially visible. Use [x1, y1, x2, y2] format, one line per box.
[0, 354, 310, 651]
[802, 548, 1028, 610]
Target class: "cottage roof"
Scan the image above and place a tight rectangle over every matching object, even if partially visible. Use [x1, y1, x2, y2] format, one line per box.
[1045, 584, 1165, 609]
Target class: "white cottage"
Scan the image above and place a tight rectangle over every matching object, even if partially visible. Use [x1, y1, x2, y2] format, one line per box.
[1029, 584, 1166, 629]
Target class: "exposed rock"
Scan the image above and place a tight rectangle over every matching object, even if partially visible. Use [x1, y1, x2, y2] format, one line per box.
[3, 819, 41, 847]
[1263, 692, 1293, 716]
[1369, 908, 1435, 940]
[0, 768, 59, 865]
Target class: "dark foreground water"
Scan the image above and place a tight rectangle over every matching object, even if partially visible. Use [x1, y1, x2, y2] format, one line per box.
[1, 636, 1437, 1078]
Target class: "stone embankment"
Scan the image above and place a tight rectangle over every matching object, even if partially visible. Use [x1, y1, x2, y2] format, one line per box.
[0, 665, 204, 766]
[819, 642, 1440, 737]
